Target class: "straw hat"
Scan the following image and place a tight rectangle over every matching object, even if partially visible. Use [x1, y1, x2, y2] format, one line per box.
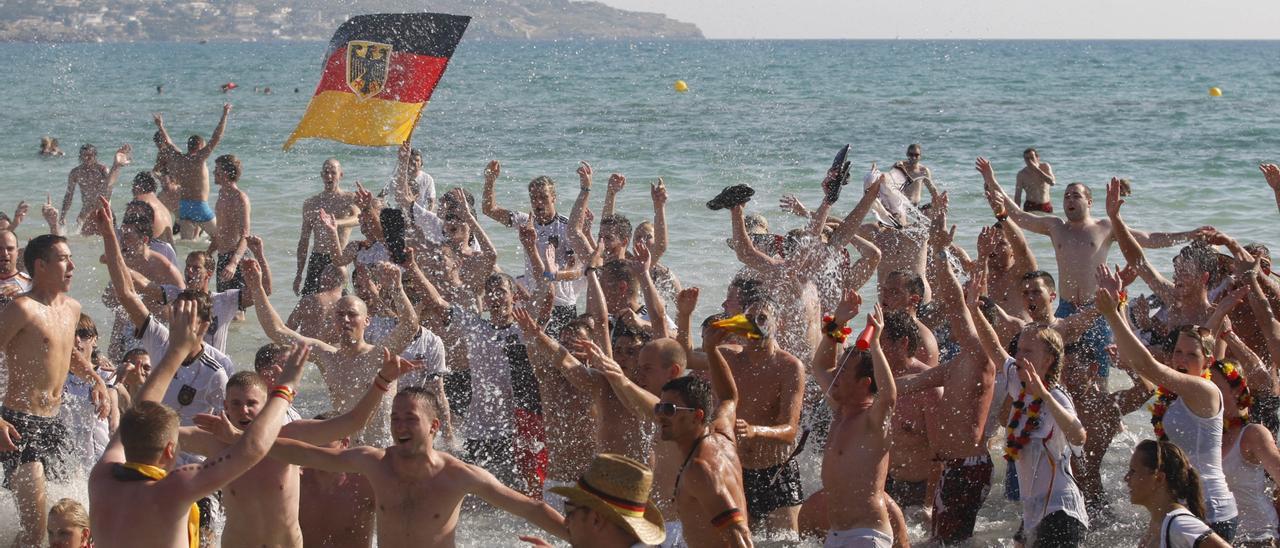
[550, 453, 666, 545]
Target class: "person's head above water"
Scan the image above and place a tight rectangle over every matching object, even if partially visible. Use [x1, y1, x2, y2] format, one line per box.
[119, 401, 180, 468]
[1062, 182, 1093, 222]
[527, 176, 558, 223]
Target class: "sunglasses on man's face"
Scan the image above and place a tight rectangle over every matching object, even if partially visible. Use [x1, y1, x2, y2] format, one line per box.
[654, 402, 698, 417]
[907, 153, 921, 158]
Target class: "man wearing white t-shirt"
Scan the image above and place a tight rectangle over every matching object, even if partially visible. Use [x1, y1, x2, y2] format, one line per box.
[147, 240, 271, 354]
[0, 230, 30, 299]
[383, 145, 436, 215]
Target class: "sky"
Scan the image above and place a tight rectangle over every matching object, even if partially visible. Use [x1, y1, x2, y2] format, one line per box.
[597, 0, 1280, 40]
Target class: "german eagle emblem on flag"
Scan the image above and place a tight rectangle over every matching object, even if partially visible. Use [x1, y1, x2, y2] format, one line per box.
[284, 13, 470, 149]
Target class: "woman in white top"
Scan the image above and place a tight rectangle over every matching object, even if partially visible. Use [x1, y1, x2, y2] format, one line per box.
[1210, 360, 1280, 547]
[1097, 266, 1239, 539]
[1127, 440, 1230, 548]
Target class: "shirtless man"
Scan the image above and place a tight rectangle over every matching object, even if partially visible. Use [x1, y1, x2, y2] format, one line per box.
[879, 270, 941, 366]
[286, 264, 346, 342]
[664, 323, 752, 547]
[294, 158, 360, 296]
[878, 310, 943, 520]
[978, 156, 1207, 378]
[892, 144, 937, 206]
[247, 257, 418, 446]
[1014, 148, 1056, 213]
[58, 143, 130, 235]
[1260, 163, 1280, 215]
[179, 348, 419, 547]
[895, 209, 996, 545]
[88, 302, 299, 548]
[0, 230, 31, 299]
[130, 172, 174, 244]
[812, 295, 897, 547]
[116, 208, 184, 289]
[0, 234, 108, 547]
[298, 414, 375, 548]
[208, 155, 251, 293]
[268, 387, 569, 547]
[153, 104, 230, 240]
[973, 219, 1038, 336]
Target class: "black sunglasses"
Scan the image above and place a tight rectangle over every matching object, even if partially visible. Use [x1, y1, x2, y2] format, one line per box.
[75, 328, 97, 339]
[654, 402, 698, 417]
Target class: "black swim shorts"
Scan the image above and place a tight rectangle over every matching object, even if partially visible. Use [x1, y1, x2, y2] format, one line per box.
[0, 407, 70, 489]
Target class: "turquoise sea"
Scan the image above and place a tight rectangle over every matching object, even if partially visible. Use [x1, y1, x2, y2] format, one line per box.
[3, 39, 1280, 545]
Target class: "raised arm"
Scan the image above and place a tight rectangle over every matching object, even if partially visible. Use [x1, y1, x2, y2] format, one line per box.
[512, 307, 601, 395]
[480, 160, 514, 226]
[1105, 178, 1174, 297]
[650, 178, 670, 262]
[602, 173, 624, 218]
[702, 325, 740, 435]
[812, 289, 859, 406]
[293, 205, 314, 295]
[566, 161, 594, 255]
[467, 464, 568, 541]
[1016, 357, 1086, 446]
[927, 209, 985, 356]
[374, 262, 421, 354]
[287, 349, 419, 444]
[729, 204, 783, 270]
[151, 113, 178, 155]
[828, 175, 882, 247]
[243, 257, 335, 352]
[977, 157, 1056, 236]
[105, 145, 132, 191]
[269, 438, 379, 474]
[244, 235, 271, 301]
[59, 171, 76, 227]
[964, 267, 1012, 365]
[1261, 163, 1280, 215]
[200, 103, 232, 157]
[632, 242, 671, 340]
[96, 198, 150, 329]
[583, 265, 613, 358]
[867, 305, 896, 426]
[1246, 267, 1280, 370]
[581, 339, 659, 421]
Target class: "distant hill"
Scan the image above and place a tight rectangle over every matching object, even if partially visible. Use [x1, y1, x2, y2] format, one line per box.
[0, 0, 704, 42]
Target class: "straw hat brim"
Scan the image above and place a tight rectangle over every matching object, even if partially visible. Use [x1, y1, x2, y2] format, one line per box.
[550, 485, 667, 545]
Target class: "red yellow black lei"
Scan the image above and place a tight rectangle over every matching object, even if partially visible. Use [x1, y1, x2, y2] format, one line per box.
[1004, 389, 1044, 461]
[1150, 369, 1210, 441]
[1212, 361, 1253, 430]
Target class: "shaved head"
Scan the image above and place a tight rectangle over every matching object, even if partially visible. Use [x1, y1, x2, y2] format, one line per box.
[337, 295, 368, 316]
[641, 338, 687, 371]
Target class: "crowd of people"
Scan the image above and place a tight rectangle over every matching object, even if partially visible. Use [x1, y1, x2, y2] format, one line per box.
[4, 103, 1280, 548]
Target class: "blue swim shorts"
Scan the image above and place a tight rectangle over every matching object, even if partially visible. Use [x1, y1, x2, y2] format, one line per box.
[179, 199, 215, 223]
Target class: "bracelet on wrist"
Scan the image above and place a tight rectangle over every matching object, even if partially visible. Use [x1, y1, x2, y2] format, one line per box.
[376, 372, 393, 385]
[373, 379, 389, 393]
[270, 385, 296, 403]
[821, 314, 852, 344]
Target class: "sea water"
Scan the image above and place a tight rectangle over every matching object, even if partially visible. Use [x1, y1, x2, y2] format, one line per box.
[1, 39, 1279, 545]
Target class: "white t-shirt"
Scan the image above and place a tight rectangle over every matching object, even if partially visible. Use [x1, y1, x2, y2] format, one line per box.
[0, 271, 30, 295]
[150, 240, 179, 268]
[511, 211, 581, 307]
[453, 307, 522, 440]
[382, 171, 436, 212]
[1000, 358, 1089, 535]
[366, 316, 448, 387]
[60, 373, 110, 475]
[132, 315, 232, 426]
[353, 240, 390, 267]
[1159, 508, 1215, 548]
[161, 286, 243, 354]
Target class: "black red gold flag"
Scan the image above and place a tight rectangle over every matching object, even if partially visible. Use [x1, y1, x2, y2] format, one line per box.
[284, 13, 470, 150]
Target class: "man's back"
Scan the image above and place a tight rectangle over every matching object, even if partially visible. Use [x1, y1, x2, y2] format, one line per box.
[89, 469, 195, 548]
[170, 152, 211, 202]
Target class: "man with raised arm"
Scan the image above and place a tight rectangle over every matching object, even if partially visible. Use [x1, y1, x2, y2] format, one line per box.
[268, 386, 569, 548]
[977, 156, 1207, 378]
[294, 158, 360, 295]
[813, 295, 897, 547]
[178, 348, 419, 547]
[130, 171, 175, 244]
[59, 143, 130, 235]
[246, 257, 418, 446]
[895, 209, 996, 545]
[1014, 148, 1056, 213]
[877, 310, 943, 520]
[0, 233, 108, 547]
[88, 301, 301, 548]
[153, 104, 231, 240]
[208, 154, 252, 294]
[1261, 163, 1280, 215]
[891, 143, 937, 206]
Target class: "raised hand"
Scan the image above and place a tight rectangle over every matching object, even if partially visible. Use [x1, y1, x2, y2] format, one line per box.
[833, 288, 863, 325]
[114, 144, 133, 167]
[517, 215, 538, 250]
[779, 195, 809, 218]
[577, 161, 592, 189]
[374, 261, 402, 289]
[354, 182, 373, 210]
[245, 234, 265, 256]
[607, 173, 626, 195]
[975, 157, 995, 181]
[1117, 262, 1141, 288]
[976, 226, 997, 260]
[278, 342, 309, 387]
[964, 265, 989, 307]
[651, 177, 667, 207]
[152, 113, 164, 127]
[168, 299, 203, 357]
[93, 196, 114, 232]
[925, 190, 950, 221]
[194, 412, 241, 444]
[484, 160, 501, 184]
[240, 258, 263, 287]
[511, 306, 541, 334]
[983, 187, 1007, 217]
[1105, 177, 1125, 219]
[1261, 163, 1280, 191]
[630, 240, 652, 276]
[1095, 264, 1124, 312]
[867, 303, 885, 346]
[676, 287, 700, 317]
[43, 194, 60, 227]
[378, 347, 420, 382]
[928, 210, 955, 252]
[1017, 357, 1049, 397]
[222, 103, 233, 116]
[450, 188, 474, 221]
[317, 208, 336, 232]
[13, 201, 28, 223]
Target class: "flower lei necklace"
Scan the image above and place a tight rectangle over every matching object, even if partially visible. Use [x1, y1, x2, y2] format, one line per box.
[1150, 368, 1214, 441]
[1212, 361, 1253, 430]
[1004, 388, 1044, 462]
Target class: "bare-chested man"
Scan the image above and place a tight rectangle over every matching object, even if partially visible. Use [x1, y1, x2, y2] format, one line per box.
[812, 295, 897, 547]
[0, 234, 108, 546]
[1014, 148, 1056, 213]
[88, 302, 299, 548]
[248, 257, 418, 446]
[268, 387, 569, 548]
[298, 415, 376, 548]
[876, 310, 943, 520]
[179, 347, 419, 547]
[208, 154, 251, 294]
[130, 172, 175, 244]
[879, 270, 941, 367]
[59, 143, 130, 235]
[153, 104, 231, 240]
[895, 209, 996, 545]
[294, 158, 360, 296]
[892, 144, 937, 206]
[286, 263, 345, 342]
[978, 156, 1207, 378]
[664, 323, 752, 547]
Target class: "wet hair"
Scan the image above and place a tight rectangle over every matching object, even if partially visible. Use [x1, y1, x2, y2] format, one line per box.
[22, 234, 68, 275]
[562, 314, 596, 339]
[882, 311, 920, 353]
[439, 187, 476, 217]
[123, 347, 149, 364]
[123, 201, 155, 238]
[886, 270, 926, 299]
[906, 143, 921, 154]
[527, 175, 557, 195]
[1209, 360, 1251, 424]
[186, 250, 213, 272]
[661, 376, 713, 424]
[1244, 243, 1271, 262]
[80, 143, 96, 156]
[119, 400, 179, 462]
[743, 213, 769, 234]
[1133, 439, 1207, 519]
[1065, 182, 1092, 201]
[1023, 325, 1065, 385]
[600, 259, 639, 299]
[132, 171, 158, 194]
[76, 313, 98, 339]
[1175, 244, 1218, 277]
[1021, 270, 1056, 289]
[187, 134, 204, 151]
[729, 277, 766, 306]
[1173, 324, 1215, 359]
[254, 343, 291, 373]
[484, 272, 517, 295]
[1023, 147, 1037, 156]
[214, 154, 242, 182]
[397, 386, 445, 420]
[48, 498, 89, 529]
[841, 348, 876, 393]
[599, 214, 633, 242]
[174, 289, 213, 322]
[226, 371, 267, 396]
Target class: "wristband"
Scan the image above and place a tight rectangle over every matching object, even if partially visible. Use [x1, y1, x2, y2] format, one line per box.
[711, 508, 745, 530]
[821, 315, 852, 344]
[270, 385, 296, 403]
[373, 379, 389, 393]
[1117, 290, 1129, 312]
[376, 372, 393, 385]
[543, 271, 556, 281]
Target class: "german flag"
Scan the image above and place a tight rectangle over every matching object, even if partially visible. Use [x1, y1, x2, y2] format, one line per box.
[284, 13, 470, 150]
